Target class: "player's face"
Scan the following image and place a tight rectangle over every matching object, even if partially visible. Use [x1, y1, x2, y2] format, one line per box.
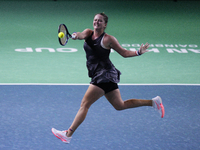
[93, 14, 107, 30]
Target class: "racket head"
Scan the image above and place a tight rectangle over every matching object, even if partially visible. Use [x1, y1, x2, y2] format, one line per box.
[58, 24, 72, 46]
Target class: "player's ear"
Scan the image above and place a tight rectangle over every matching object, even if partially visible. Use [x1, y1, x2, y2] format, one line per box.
[104, 23, 107, 29]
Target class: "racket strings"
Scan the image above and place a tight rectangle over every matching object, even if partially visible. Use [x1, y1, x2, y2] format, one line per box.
[58, 24, 71, 46]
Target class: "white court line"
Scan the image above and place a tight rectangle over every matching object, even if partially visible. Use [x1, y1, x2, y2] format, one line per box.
[0, 83, 200, 86]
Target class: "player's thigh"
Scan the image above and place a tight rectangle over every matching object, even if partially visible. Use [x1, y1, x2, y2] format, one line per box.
[81, 84, 104, 108]
[105, 89, 124, 110]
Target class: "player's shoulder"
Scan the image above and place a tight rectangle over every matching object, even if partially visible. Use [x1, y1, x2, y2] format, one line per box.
[104, 33, 117, 42]
[103, 33, 118, 49]
[82, 29, 93, 39]
[83, 28, 93, 34]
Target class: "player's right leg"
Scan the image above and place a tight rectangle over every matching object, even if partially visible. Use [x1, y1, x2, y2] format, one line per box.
[67, 84, 105, 137]
[52, 84, 104, 143]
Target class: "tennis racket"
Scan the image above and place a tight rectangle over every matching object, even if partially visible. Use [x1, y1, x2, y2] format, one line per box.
[58, 24, 75, 46]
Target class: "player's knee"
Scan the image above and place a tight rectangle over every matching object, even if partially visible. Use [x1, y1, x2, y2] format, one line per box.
[80, 99, 91, 109]
[114, 105, 124, 111]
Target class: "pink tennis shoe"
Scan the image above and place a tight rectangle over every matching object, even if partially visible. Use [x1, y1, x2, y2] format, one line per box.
[152, 96, 165, 118]
[51, 128, 72, 144]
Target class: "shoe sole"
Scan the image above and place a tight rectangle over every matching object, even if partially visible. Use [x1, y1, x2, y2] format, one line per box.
[157, 96, 165, 118]
[155, 96, 165, 118]
[160, 103, 165, 118]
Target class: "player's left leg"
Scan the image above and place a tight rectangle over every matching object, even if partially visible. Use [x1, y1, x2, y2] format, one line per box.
[105, 89, 152, 110]
[105, 89, 164, 118]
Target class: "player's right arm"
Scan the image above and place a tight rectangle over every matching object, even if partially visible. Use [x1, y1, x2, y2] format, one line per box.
[72, 29, 93, 40]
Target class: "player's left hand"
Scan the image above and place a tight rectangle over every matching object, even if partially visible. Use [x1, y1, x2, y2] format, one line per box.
[139, 43, 150, 54]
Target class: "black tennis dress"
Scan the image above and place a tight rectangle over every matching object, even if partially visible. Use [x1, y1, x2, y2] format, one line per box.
[83, 32, 121, 84]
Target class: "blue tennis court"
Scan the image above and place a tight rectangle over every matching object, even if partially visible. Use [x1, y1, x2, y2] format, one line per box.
[0, 0, 200, 149]
[0, 85, 200, 149]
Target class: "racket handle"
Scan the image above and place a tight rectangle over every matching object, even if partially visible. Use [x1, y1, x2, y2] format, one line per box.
[71, 34, 76, 39]
[71, 32, 77, 39]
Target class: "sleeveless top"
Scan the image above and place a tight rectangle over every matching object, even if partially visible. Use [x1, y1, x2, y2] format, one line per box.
[83, 32, 121, 84]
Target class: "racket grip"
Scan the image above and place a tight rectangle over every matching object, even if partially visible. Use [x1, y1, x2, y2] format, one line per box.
[71, 32, 77, 39]
[71, 34, 76, 39]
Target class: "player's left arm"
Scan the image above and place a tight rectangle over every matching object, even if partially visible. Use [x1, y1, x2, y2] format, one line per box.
[104, 34, 149, 58]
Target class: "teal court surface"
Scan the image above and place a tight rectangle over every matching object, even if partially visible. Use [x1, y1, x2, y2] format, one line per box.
[0, 0, 200, 150]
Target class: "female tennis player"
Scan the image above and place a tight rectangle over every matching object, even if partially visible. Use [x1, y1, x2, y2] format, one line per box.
[52, 13, 165, 144]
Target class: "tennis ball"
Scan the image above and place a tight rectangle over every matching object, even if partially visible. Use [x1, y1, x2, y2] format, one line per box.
[58, 32, 64, 38]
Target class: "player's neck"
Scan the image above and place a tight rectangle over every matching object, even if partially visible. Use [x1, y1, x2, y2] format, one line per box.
[93, 29, 104, 39]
